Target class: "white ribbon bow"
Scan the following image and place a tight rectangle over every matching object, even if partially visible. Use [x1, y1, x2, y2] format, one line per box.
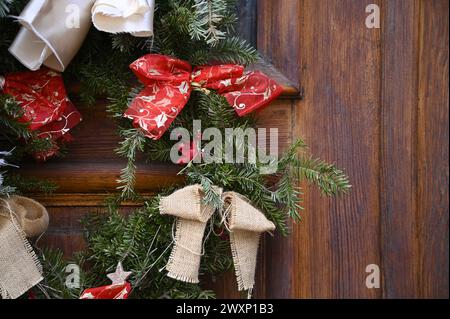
[9, 0, 95, 72]
[92, 0, 155, 37]
[8, 0, 155, 72]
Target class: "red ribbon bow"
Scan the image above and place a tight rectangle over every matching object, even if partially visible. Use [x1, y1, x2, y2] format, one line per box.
[1, 68, 82, 161]
[79, 282, 131, 299]
[124, 54, 283, 140]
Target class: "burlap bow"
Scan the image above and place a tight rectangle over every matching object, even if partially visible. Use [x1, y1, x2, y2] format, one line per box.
[0, 196, 49, 299]
[160, 185, 275, 292]
[9, 0, 95, 72]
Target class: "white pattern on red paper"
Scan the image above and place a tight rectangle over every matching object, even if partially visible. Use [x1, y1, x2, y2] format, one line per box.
[124, 54, 283, 140]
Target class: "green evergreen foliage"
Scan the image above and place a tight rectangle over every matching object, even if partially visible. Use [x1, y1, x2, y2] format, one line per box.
[115, 128, 146, 199]
[32, 248, 84, 299]
[0, 0, 11, 18]
[0, 95, 54, 159]
[1, 0, 351, 299]
[0, 0, 27, 73]
[1, 150, 15, 195]
[5, 174, 58, 194]
[77, 198, 219, 299]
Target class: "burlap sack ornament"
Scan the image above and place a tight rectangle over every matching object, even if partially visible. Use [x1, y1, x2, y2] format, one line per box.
[160, 185, 275, 294]
[160, 185, 222, 283]
[0, 196, 49, 299]
[8, 196, 50, 238]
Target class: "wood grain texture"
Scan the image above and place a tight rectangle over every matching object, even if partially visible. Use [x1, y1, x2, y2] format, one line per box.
[19, 0, 449, 299]
[257, 0, 301, 85]
[256, 0, 448, 299]
[254, 0, 301, 299]
[206, 99, 295, 299]
[19, 102, 184, 196]
[294, 0, 383, 298]
[37, 206, 135, 258]
[26, 99, 296, 298]
[379, 0, 421, 298]
[237, 0, 258, 46]
[416, 0, 449, 298]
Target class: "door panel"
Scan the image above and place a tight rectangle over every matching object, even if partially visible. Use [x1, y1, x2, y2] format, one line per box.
[23, 0, 449, 299]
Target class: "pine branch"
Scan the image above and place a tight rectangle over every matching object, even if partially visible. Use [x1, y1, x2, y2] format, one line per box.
[275, 139, 351, 222]
[274, 172, 303, 221]
[0, 150, 16, 194]
[111, 34, 152, 54]
[185, 167, 224, 210]
[1, 95, 56, 158]
[79, 199, 222, 299]
[190, 0, 228, 46]
[0, 181, 15, 195]
[33, 248, 84, 299]
[146, 138, 173, 162]
[5, 174, 58, 194]
[115, 128, 146, 199]
[106, 85, 138, 120]
[190, 36, 258, 65]
[196, 91, 245, 128]
[0, 95, 33, 140]
[293, 156, 352, 196]
[0, 0, 11, 18]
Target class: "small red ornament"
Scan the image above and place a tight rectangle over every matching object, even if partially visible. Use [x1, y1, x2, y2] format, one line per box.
[176, 135, 201, 165]
[80, 262, 132, 300]
[27, 290, 37, 300]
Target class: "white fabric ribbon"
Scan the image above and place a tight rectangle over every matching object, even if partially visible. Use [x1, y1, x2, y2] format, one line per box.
[9, 0, 95, 72]
[92, 0, 154, 37]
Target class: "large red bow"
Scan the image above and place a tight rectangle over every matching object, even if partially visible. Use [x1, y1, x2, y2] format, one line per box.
[124, 54, 283, 140]
[1, 68, 82, 161]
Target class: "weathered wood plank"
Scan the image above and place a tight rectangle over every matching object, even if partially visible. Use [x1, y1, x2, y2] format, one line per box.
[379, 0, 420, 298]
[30, 194, 154, 207]
[236, 0, 257, 46]
[294, 0, 382, 298]
[254, 0, 301, 299]
[248, 59, 301, 97]
[257, 0, 301, 86]
[417, 0, 449, 299]
[21, 161, 182, 193]
[18, 0, 450, 299]
[37, 207, 95, 257]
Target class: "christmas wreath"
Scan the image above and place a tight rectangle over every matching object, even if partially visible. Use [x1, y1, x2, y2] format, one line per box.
[0, 0, 350, 299]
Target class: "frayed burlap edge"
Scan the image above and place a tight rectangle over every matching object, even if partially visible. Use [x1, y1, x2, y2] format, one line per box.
[0, 209, 43, 299]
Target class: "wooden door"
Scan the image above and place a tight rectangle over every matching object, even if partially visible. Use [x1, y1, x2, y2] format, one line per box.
[253, 0, 448, 299]
[23, 0, 449, 299]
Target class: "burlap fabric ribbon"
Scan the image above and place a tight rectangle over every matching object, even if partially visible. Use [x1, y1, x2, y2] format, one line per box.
[160, 185, 275, 293]
[0, 196, 49, 299]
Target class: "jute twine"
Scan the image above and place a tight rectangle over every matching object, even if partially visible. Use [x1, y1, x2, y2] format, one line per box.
[159, 185, 275, 294]
[0, 196, 49, 299]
